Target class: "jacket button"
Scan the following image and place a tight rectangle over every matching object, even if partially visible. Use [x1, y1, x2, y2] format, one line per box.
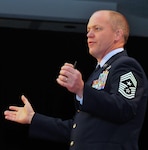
[70, 141, 74, 146]
[73, 123, 77, 128]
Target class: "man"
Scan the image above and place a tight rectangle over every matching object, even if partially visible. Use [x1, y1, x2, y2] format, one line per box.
[4, 10, 148, 150]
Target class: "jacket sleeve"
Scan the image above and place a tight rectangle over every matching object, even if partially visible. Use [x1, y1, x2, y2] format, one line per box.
[29, 113, 73, 143]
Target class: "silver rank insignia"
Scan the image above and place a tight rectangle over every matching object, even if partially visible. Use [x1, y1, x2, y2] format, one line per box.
[118, 71, 137, 99]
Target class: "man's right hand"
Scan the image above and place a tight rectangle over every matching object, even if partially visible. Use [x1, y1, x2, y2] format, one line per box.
[4, 95, 35, 124]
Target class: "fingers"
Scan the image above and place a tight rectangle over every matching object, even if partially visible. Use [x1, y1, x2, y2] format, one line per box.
[4, 110, 16, 117]
[4, 108, 17, 121]
[56, 78, 67, 88]
[56, 64, 72, 87]
[60, 63, 75, 74]
[8, 105, 20, 111]
[21, 95, 29, 104]
[5, 95, 29, 111]
[4, 95, 28, 118]
[57, 63, 76, 82]
[63, 62, 74, 68]
[58, 74, 68, 82]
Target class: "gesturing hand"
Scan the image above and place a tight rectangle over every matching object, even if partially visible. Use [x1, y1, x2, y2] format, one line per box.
[4, 95, 35, 124]
[56, 62, 84, 98]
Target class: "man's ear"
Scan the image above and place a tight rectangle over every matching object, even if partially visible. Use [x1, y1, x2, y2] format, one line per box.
[115, 29, 123, 41]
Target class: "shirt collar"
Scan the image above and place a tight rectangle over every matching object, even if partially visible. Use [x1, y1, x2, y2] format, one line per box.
[99, 48, 124, 68]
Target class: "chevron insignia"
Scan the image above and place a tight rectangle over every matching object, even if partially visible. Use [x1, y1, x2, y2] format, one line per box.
[118, 72, 137, 99]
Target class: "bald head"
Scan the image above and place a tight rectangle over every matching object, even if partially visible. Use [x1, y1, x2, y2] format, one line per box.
[90, 10, 130, 44]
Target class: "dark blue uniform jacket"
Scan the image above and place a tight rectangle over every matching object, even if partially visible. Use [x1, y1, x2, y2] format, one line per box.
[29, 50, 148, 150]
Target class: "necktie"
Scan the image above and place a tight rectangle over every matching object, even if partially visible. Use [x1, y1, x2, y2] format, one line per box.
[95, 64, 100, 72]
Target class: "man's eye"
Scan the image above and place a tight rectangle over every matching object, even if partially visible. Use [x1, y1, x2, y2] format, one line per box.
[96, 27, 102, 31]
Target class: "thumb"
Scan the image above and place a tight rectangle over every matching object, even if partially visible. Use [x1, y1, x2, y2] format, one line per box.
[21, 95, 29, 105]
